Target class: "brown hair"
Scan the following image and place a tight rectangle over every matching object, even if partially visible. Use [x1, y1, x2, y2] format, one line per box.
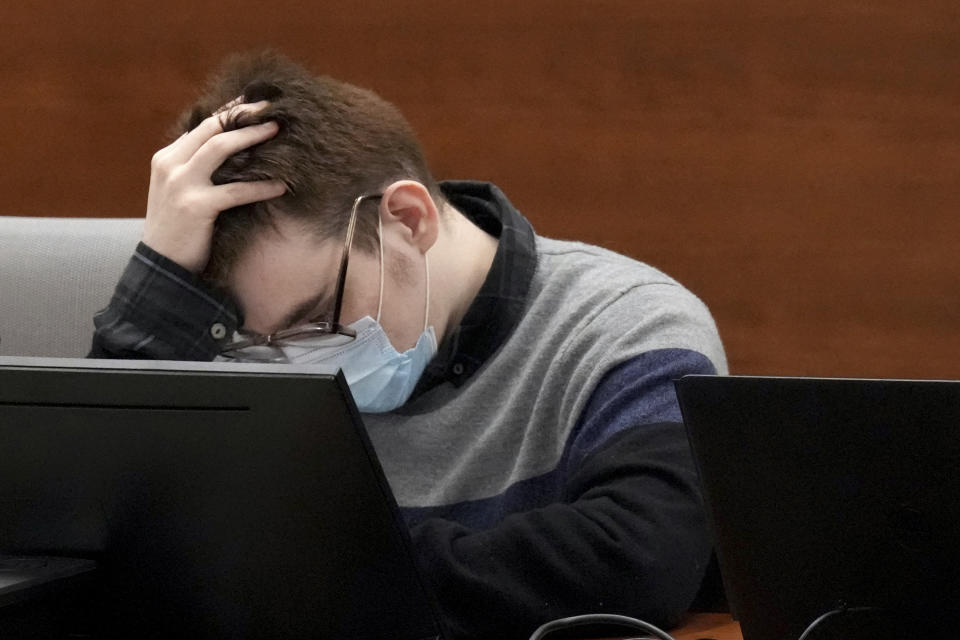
[177, 50, 439, 284]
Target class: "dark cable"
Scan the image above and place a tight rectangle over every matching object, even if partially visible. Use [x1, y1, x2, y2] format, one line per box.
[796, 603, 882, 640]
[527, 613, 676, 640]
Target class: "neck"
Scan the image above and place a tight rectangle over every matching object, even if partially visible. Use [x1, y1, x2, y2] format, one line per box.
[427, 202, 499, 344]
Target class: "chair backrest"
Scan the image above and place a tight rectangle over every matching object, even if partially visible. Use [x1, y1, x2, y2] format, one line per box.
[0, 216, 144, 357]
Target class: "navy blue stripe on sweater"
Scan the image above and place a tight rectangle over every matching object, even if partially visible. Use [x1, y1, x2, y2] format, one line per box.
[400, 348, 716, 531]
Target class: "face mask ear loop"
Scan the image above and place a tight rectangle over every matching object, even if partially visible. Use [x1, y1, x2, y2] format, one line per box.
[423, 252, 431, 332]
[376, 214, 385, 324]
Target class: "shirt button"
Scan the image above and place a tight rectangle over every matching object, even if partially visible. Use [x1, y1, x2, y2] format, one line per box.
[452, 363, 464, 376]
[210, 323, 227, 340]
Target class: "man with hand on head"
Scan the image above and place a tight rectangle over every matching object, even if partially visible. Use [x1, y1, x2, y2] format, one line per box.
[91, 51, 727, 639]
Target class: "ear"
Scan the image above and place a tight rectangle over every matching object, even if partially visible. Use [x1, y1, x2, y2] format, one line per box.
[379, 180, 439, 254]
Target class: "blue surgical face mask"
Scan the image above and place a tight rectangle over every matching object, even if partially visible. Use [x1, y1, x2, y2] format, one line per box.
[277, 218, 436, 413]
[278, 315, 437, 413]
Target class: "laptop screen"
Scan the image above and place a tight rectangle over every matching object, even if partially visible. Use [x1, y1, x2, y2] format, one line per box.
[676, 375, 960, 640]
[0, 357, 444, 640]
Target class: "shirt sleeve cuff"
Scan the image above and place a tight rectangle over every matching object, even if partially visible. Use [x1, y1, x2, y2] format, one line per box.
[91, 242, 241, 361]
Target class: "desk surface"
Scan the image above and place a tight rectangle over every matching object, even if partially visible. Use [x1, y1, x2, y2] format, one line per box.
[672, 613, 742, 640]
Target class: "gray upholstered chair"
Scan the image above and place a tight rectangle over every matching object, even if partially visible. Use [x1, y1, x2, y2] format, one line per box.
[0, 216, 143, 357]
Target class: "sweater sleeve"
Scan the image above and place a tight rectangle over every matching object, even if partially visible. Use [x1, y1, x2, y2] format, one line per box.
[88, 242, 240, 360]
[408, 352, 715, 640]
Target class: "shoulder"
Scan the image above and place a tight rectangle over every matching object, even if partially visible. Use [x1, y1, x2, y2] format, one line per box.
[529, 237, 727, 375]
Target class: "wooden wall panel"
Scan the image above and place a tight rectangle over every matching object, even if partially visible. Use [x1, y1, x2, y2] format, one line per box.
[2, 1, 958, 379]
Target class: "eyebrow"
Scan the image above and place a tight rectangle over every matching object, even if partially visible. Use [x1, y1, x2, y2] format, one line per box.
[275, 287, 335, 333]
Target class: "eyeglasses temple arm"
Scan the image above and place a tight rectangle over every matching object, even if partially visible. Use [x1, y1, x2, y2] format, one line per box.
[331, 194, 382, 326]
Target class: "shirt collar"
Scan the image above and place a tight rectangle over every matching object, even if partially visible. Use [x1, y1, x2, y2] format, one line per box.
[411, 180, 537, 396]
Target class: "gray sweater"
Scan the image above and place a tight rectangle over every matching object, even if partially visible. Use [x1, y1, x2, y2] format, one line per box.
[365, 235, 727, 638]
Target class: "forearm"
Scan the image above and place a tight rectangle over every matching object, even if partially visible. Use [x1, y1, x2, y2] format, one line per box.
[88, 242, 240, 361]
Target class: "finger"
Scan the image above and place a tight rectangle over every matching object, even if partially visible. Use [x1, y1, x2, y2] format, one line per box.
[187, 120, 280, 177]
[212, 95, 244, 117]
[166, 100, 270, 165]
[209, 179, 287, 212]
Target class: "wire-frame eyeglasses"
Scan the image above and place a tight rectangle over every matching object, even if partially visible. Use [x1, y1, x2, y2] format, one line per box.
[218, 193, 383, 361]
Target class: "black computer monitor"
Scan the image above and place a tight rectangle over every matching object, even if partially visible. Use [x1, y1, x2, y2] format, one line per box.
[675, 375, 960, 640]
[0, 357, 445, 640]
